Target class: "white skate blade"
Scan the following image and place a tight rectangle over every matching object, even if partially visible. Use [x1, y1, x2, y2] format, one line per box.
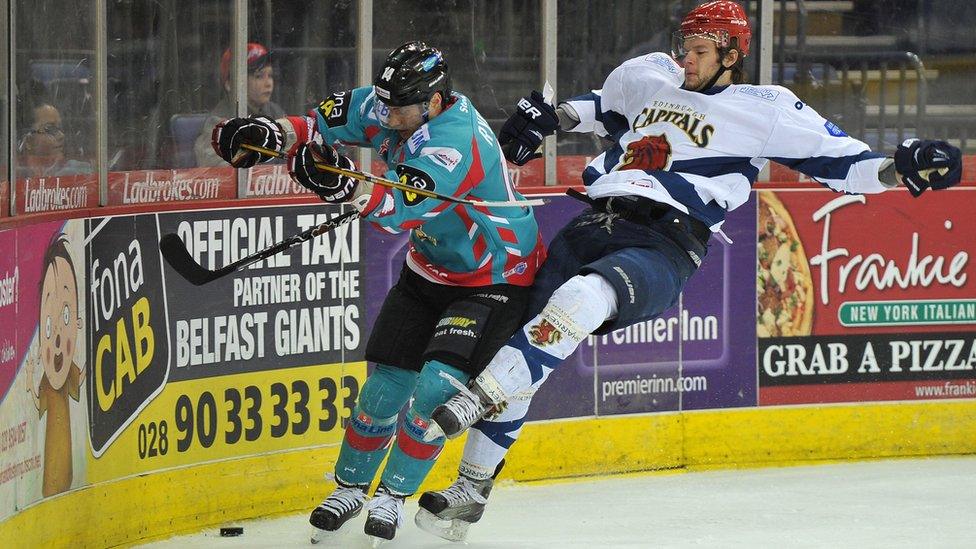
[368, 534, 390, 548]
[423, 421, 445, 442]
[414, 507, 472, 542]
[310, 526, 334, 544]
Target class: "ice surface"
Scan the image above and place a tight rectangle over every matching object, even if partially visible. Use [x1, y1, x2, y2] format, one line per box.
[140, 456, 976, 548]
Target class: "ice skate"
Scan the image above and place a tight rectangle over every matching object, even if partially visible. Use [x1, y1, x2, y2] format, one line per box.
[424, 373, 494, 441]
[308, 480, 368, 544]
[363, 483, 406, 546]
[415, 460, 505, 542]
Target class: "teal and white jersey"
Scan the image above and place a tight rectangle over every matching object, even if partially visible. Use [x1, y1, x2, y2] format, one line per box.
[311, 87, 545, 287]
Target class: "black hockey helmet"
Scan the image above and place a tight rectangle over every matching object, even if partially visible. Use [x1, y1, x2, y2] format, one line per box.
[373, 41, 451, 107]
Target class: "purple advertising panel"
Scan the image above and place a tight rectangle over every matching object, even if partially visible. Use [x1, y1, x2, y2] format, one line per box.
[364, 193, 758, 423]
[556, 195, 757, 417]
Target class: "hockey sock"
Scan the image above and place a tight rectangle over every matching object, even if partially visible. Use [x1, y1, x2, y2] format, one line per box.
[334, 364, 418, 486]
[380, 360, 469, 495]
[476, 273, 618, 401]
[460, 393, 532, 480]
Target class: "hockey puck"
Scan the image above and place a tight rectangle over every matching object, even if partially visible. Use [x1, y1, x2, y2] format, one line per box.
[219, 527, 244, 537]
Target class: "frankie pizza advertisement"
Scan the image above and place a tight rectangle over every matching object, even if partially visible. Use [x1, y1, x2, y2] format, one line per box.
[757, 188, 976, 405]
[758, 189, 975, 336]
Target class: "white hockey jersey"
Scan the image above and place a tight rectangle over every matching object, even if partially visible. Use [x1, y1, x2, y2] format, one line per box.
[562, 52, 889, 231]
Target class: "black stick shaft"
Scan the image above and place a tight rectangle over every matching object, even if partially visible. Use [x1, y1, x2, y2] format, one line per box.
[161, 209, 360, 285]
[217, 209, 359, 275]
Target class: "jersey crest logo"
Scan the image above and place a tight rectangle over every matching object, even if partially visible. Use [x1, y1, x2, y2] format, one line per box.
[395, 164, 436, 206]
[318, 91, 350, 128]
[528, 319, 562, 347]
[620, 134, 672, 172]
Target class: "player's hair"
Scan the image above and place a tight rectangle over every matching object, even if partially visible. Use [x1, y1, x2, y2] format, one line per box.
[720, 47, 748, 84]
[38, 233, 77, 309]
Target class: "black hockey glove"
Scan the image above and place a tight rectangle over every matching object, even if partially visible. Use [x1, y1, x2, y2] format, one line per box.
[211, 116, 285, 168]
[288, 142, 359, 203]
[498, 90, 560, 166]
[894, 138, 962, 197]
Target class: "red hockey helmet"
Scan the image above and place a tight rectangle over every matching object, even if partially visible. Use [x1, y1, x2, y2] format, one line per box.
[673, 1, 752, 58]
[219, 42, 272, 84]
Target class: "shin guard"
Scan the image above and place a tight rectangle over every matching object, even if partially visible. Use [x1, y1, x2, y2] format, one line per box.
[333, 364, 417, 486]
[380, 361, 469, 495]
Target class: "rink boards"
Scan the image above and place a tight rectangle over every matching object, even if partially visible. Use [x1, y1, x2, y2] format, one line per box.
[1, 184, 975, 547]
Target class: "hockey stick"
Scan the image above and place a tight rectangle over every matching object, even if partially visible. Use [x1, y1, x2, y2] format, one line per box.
[239, 143, 546, 208]
[159, 209, 359, 286]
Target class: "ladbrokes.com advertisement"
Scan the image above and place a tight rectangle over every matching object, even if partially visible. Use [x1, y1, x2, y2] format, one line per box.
[757, 189, 976, 405]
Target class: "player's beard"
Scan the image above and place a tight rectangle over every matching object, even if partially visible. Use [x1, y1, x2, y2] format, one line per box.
[684, 67, 714, 91]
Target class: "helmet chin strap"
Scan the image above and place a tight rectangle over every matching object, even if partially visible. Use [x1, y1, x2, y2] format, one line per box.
[685, 61, 730, 93]
[701, 62, 730, 91]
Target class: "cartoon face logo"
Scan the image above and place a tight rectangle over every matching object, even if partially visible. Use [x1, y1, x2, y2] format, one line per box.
[39, 248, 80, 391]
[528, 319, 562, 346]
[26, 233, 86, 498]
[620, 134, 671, 172]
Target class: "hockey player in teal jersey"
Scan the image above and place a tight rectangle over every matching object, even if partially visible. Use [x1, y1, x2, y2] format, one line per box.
[210, 41, 545, 544]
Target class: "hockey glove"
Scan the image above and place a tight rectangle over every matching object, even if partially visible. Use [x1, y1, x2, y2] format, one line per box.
[288, 142, 359, 203]
[498, 90, 560, 166]
[211, 116, 285, 168]
[894, 138, 962, 197]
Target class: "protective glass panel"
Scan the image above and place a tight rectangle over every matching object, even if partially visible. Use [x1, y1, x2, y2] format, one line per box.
[14, 0, 98, 214]
[104, 1, 236, 205]
[771, 0, 976, 154]
[373, 0, 542, 184]
[244, 0, 357, 197]
[556, 1, 675, 161]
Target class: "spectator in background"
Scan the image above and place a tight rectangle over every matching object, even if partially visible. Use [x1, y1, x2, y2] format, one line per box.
[194, 42, 286, 166]
[17, 85, 92, 179]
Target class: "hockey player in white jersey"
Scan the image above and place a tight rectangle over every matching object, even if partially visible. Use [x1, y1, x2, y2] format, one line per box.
[415, 0, 962, 541]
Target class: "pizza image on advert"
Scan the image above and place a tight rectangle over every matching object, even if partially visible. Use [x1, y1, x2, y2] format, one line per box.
[757, 191, 814, 337]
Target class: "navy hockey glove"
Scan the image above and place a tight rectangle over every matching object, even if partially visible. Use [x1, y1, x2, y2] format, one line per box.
[211, 116, 285, 168]
[498, 90, 560, 166]
[894, 138, 962, 197]
[288, 142, 359, 203]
